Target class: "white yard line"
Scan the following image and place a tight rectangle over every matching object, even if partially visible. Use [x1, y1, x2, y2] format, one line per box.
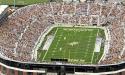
[42, 28, 59, 61]
[84, 31, 93, 59]
[98, 27, 110, 63]
[69, 50, 70, 60]
[91, 29, 99, 64]
[32, 26, 52, 61]
[55, 31, 63, 58]
[42, 48, 49, 61]
[90, 50, 95, 64]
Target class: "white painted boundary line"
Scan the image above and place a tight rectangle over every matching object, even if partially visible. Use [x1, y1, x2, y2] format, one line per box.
[42, 36, 54, 50]
[91, 30, 100, 64]
[98, 27, 110, 63]
[90, 32, 95, 64]
[32, 24, 61, 61]
[32, 26, 52, 61]
[32, 25, 61, 61]
[42, 28, 58, 61]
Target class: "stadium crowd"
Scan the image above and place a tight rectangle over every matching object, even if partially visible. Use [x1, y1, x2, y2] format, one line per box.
[0, 1, 125, 65]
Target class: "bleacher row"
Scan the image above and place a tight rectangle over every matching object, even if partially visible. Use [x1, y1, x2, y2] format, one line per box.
[0, 2, 124, 65]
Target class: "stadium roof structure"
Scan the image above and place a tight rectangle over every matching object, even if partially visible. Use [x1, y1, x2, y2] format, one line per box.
[0, 5, 8, 15]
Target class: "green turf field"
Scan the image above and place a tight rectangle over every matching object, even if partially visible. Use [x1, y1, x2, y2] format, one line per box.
[0, 0, 48, 5]
[38, 27, 105, 64]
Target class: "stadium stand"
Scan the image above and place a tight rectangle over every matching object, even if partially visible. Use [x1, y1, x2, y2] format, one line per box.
[2, 2, 124, 64]
[0, 1, 125, 75]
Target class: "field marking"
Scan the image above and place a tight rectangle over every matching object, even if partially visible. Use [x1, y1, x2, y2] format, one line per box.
[39, 52, 42, 60]
[84, 31, 93, 60]
[91, 50, 95, 64]
[63, 29, 70, 60]
[96, 53, 99, 63]
[69, 50, 71, 60]
[50, 28, 64, 59]
[71, 30, 78, 60]
[58, 31, 64, 59]
[42, 28, 59, 61]
[66, 29, 96, 63]
[42, 45, 49, 61]
[91, 29, 100, 64]
[41, 28, 102, 64]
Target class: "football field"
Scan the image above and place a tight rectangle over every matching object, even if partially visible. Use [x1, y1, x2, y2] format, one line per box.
[38, 27, 104, 64]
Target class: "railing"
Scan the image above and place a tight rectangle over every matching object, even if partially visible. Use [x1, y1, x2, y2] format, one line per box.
[0, 50, 125, 75]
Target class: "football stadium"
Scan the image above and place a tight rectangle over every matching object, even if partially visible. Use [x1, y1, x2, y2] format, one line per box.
[0, 0, 125, 75]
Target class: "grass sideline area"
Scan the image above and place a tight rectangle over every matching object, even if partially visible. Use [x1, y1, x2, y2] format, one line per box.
[38, 27, 105, 64]
[0, 0, 48, 5]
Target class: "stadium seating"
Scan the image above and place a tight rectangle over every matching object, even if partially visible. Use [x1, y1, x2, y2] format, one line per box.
[0, 2, 124, 65]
